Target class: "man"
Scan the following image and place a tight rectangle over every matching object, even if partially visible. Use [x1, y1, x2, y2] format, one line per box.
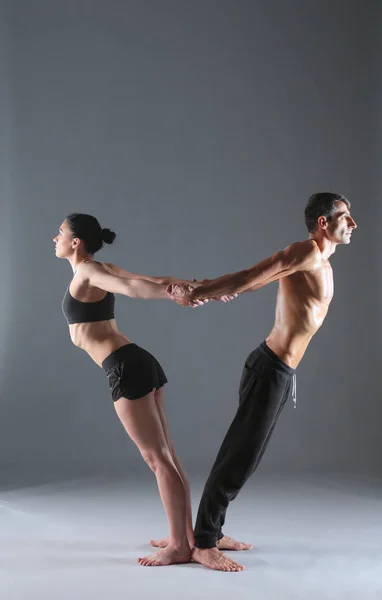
[169, 192, 357, 571]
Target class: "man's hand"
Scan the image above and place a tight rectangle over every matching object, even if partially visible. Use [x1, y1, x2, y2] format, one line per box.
[217, 293, 239, 303]
[166, 283, 206, 307]
[167, 282, 238, 306]
[192, 279, 239, 303]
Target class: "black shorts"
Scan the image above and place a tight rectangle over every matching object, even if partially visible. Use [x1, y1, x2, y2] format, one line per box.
[102, 343, 168, 402]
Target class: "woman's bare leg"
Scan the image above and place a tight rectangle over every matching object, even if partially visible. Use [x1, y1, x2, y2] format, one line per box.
[150, 388, 194, 549]
[114, 390, 191, 566]
[149, 389, 252, 554]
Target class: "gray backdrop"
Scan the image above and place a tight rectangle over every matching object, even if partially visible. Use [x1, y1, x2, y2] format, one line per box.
[0, 0, 380, 483]
[377, 2, 382, 404]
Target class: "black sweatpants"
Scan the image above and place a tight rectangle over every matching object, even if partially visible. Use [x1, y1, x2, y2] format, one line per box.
[194, 341, 296, 549]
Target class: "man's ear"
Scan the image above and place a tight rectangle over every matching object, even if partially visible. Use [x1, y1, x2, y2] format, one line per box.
[317, 216, 328, 230]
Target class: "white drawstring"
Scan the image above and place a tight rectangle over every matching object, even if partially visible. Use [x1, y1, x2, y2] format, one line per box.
[292, 373, 297, 408]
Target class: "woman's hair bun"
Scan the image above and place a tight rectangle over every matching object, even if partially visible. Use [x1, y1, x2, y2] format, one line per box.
[101, 228, 116, 244]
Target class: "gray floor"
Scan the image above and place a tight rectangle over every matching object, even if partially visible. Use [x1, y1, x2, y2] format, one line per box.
[1, 473, 381, 600]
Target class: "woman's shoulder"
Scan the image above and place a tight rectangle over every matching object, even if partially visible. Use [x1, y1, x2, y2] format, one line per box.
[103, 262, 138, 279]
[81, 261, 140, 280]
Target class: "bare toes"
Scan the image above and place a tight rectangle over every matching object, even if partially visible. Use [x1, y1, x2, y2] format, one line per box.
[150, 538, 168, 548]
[217, 535, 253, 551]
[192, 547, 244, 572]
[138, 546, 191, 567]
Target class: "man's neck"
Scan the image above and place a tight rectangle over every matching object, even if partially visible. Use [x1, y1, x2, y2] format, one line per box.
[309, 235, 337, 260]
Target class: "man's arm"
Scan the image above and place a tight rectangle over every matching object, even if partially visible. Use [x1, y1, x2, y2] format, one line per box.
[189, 240, 320, 301]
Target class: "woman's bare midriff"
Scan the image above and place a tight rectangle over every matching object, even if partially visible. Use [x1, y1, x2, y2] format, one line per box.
[68, 319, 132, 367]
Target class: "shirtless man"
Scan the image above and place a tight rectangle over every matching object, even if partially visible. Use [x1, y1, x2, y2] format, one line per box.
[168, 192, 357, 571]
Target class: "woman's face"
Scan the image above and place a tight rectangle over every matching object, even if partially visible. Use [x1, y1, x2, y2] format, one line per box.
[53, 220, 75, 259]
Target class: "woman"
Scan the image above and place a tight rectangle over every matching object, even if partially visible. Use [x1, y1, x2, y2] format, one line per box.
[54, 212, 207, 567]
[55, 214, 235, 566]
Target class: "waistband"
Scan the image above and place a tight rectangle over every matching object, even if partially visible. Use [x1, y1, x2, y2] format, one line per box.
[259, 341, 297, 408]
[102, 343, 137, 374]
[258, 341, 296, 376]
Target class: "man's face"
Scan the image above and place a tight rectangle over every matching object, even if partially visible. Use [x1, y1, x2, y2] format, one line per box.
[327, 201, 357, 244]
[53, 220, 76, 258]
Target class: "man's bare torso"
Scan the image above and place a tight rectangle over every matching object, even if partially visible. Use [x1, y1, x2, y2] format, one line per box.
[266, 252, 334, 368]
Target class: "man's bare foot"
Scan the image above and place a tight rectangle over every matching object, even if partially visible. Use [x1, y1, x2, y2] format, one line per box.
[192, 547, 244, 572]
[150, 535, 194, 550]
[138, 545, 191, 567]
[216, 535, 253, 551]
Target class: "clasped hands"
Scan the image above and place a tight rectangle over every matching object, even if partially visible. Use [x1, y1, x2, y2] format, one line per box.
[166, 279, 238, 307]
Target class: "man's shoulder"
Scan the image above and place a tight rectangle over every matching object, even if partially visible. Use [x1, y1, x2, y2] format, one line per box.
[283, 239, 321, 270]
[284, 239, 319, 257]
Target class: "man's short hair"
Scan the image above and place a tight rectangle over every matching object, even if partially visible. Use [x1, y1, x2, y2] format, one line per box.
[304, 192, 350, 233]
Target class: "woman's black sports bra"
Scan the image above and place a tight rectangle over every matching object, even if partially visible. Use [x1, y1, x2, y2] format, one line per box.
[62, 286, 115, 325]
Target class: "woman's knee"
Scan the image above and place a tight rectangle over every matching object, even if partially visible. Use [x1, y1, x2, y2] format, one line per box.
[140, 447, 174, 473]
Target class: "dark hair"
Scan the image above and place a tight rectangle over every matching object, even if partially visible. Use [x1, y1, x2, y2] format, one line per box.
[304, 192, 351, 233]
[66, 213, 116, 254]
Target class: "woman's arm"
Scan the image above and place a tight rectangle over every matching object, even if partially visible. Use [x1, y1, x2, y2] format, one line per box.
[103, 262, 202, 287]
[79, 261, 171, 300]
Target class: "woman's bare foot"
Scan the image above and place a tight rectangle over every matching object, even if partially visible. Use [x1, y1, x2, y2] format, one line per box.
[138, 544, 191, 567]
[150, 535, 194, 550]
[150, 536, 169, 549]
[216, 535, 253, 551]
[192, 547, 244, 572]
